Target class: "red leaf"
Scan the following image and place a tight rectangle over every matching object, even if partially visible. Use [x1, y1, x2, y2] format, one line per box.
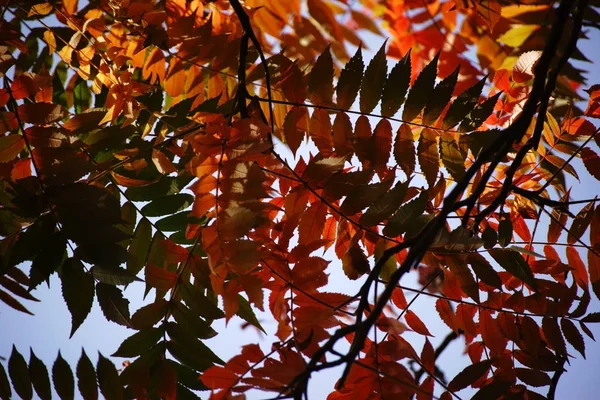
[145, 265, 178, 291]
[298, 200, 327, 245]
[479, 309, 506, 354]
[566, 246, 589, 289]
[582, 147, 600, 181]
[0, 134, 24, 163]
[405, 310, 433, 336]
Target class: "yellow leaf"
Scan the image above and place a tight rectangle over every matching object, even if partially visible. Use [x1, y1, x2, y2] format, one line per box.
[498, 25, 539, 47]
[43, 30, 57, 54]
[28, 3, 53, 17]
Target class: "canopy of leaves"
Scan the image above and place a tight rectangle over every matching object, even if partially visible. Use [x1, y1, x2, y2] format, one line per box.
[1, 0, 600, 399]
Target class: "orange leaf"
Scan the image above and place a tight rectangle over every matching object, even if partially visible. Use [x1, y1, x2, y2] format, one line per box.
[309, 109, 333, 156]
[0, 134, 24, 163]
[405, 310, 433, 336]
[435, 298, 457, 333]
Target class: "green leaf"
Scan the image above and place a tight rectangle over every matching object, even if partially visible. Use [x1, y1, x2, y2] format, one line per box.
[458, 92, 501, 132]
[171, 362, 207, 390]
[131, 299, 170, 329]
[236, 295, 266, 333]
[29, 350, 51, 400]
[424, 66, 460, 125]
[141, 194, 194, 217]
[360, 41, 388, 114]
[61, 258, 95, 337]
[381, 50, 411, 118]
[383, 191, 428, 237]
[0, 362, 11, 400]
[403, 52, 439, 122]
[359, 180, 410, 226]
[9, 346, 32, 400]
[91, 265, 140, 286]
[155, 211, 189, 232]
[171, 301, 218, 339]
[166, 322, 223, 364]
[127, 217, 152, 275]
[52, 352, 75, 400]
[74, 77, 91, 114]
[166, 341, 214, 372]
[180, 282, 225, 320]
[439, 131, 466, 181]
[112, 327, 163, 358]
[489, 249, 536, 288]
[309, 46, 334, 105]
[76, 350, 98, 400]
[97, 354, 124, 400]
[336, 45, 364, 110]
[96, 282, 132, 327]
[442, 75, 487, 130]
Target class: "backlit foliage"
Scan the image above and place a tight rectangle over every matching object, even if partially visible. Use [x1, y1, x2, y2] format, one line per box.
[1, 0, 600, 399]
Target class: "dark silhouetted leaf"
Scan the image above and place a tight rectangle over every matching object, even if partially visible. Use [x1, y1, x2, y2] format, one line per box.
[561, 318, 585, 358]
[131, 299, 170, 329]
[112, 328, 163, 358]
[359, 179, 410, 226]
[91, 265, 140, 286]
[448, 360, 492, 391]
[97, 354, 123, 400]
[383, 191, 428, 237]
[336, 46, 364, 110]
[0, 362, 11, 400]
[76, 350, 98, 400]
[9, 346, 32, 400]
[424, 66, 460, 125]
[96, 283, 132, 327]
[53, 352, 74, 400]
[489, 249, 536, 288]
[360, 42, 387, 113]
[61, 258, 94, 337]
[403, 52, 439, 121]
[442, 76, 487, 129]
[381, 50, 411, 118]
[458, 92, 501, 132]
[309, 46, 334, 105]
[127, 217, 152, 275]
[29, 349, 51, 400]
